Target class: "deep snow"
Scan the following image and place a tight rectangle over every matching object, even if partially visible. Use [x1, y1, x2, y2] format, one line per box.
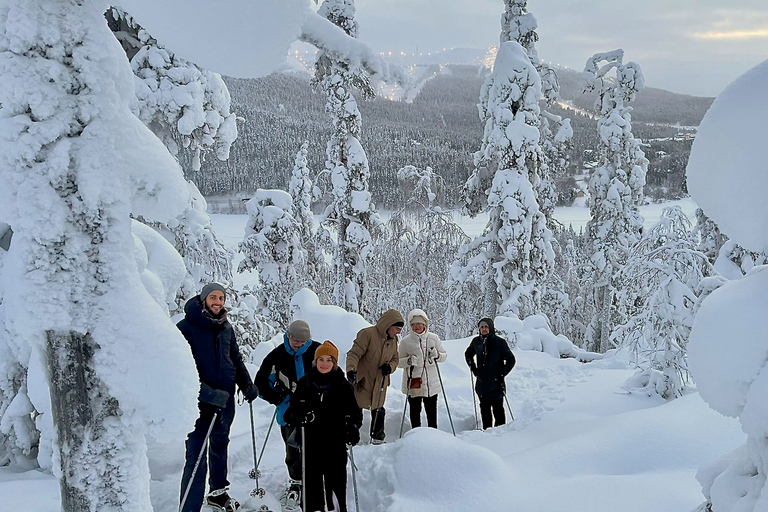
[0, 198, 746, 512]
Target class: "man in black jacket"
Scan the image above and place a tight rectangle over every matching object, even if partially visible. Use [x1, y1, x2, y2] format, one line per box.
[254, 319, 320, 510]
[465, 317, 516, 430]
[178, 283, 259, 512]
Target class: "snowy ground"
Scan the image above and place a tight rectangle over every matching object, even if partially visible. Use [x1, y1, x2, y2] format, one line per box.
[2, 196, 744, 512]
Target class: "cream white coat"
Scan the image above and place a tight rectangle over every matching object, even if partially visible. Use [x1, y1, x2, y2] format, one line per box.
[397, 309, 447, 398]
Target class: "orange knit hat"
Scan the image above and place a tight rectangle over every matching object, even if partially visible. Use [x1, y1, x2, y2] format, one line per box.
[314, 340, 339, 362]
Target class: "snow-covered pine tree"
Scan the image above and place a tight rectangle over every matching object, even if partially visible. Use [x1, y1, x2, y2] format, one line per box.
[612, 206, 712, 399]
[582, 49, 647, 353]
[368, 165, 468, 337]
[312, 0, 380, 315]
[289, 141, 326, 288]
[107, 7, 236, 312]
[106, 7, 237, 172]
[449, 41, 553, 321]
[693, 208, 726, 265]
[0, 2, 197, 510]
[238, 189, 306, 329]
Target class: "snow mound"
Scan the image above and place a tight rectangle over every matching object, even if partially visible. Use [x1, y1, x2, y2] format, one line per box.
[686, 60, 768, 253]
[495, 314, 603, 361]
[354, 428, 511, 512]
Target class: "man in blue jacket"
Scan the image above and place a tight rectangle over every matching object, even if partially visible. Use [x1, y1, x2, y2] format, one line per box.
[255, 320, 320, 510]
[178, 283, 259, 512]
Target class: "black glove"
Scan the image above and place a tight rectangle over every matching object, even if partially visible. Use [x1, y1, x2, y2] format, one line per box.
[243, 384, 259, 403]
[347, 370, 357, 385]
[499, 379, 506, 393]
[379, 363, 392, 376]
[469, 363, 478, 376]
[199, 383, 230, 409]
[346, 423, 361, 446]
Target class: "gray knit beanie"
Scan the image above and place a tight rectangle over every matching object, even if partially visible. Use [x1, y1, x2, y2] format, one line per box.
[288, 320, 311, 341]
[200, 283, 227, 301]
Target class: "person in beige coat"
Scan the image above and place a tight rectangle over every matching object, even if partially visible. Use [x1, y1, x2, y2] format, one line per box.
[346, 309, 404, 444]
[398, 309, 447, 429]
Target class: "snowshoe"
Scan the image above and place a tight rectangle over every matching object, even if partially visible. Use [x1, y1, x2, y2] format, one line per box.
[241, 487, 281, 512]
[281, 481, 302, 512]
[206, 488, 241, 512]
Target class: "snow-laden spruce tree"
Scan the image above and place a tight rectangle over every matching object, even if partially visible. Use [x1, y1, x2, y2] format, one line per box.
[106, 7, 237, 172]
[312, 0, 380, 314]
[612, 206, 712, 399]
[238, 189, 306, 329]
[289, 141, 326, 288]
[500, 0, 572, 227]
[368, 165, 468, 337]
[693, 208, 726, 265]
[582, 49, 647, 353]
[0, 2, 198, 510]
[106, 7, 236, 312]
[449, 41, 553, 323]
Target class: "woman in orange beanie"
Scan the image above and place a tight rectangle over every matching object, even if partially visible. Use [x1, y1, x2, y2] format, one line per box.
[286, 341, 362, 512]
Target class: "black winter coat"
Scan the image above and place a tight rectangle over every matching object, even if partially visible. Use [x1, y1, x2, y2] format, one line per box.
[177, 296, 252, 396]
[287, 367, 363, 448]
[465, 319, 516, 401]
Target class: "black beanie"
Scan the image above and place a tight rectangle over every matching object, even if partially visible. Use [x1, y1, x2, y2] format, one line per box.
[200, 283, 227, 301]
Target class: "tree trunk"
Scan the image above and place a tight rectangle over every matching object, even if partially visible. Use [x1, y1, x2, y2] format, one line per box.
[46, 330, 151, 512]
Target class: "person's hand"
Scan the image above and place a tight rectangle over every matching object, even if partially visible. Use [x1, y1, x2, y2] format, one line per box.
[199, 383, 230, 409]
[498, 378, 506, 393]
[380, 363, 393, 376]
[347, 370, 357, 385]
[243, 384, 259, 403]
[428, 347, 439, 363]
[346, 423, 361, 446]
[406, 355, 415, 366]
[469, 363, 478, 376]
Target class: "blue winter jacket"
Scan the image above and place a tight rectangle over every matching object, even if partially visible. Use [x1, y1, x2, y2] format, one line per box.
[177, 296, 253, 397]
[255, 334, 320, 426]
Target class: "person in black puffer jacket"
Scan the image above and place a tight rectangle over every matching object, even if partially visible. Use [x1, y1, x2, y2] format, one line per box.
[465, 317, 516, 430]
[286, 341, 362, 512]
[177, 283, 259, 512]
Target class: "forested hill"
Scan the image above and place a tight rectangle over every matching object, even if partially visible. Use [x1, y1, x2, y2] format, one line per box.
[185, 65, 713, 210]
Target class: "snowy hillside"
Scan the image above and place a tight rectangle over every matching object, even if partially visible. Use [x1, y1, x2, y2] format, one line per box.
[1, 288, 744, 512]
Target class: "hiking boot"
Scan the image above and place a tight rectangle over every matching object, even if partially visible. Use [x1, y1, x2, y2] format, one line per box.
[371, 438, 385, 445]
[206, 488, 240, 512]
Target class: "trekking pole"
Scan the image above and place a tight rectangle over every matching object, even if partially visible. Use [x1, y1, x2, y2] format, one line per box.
[301, 425, 307, 512]
[399, 366, 413, 438]
[503, 381, 515, 421]
[256, 408, 278, 468]
[179, 411, 218, 512]
[348, 445, 360, 512]
[247, 402, 266, 498]
[435, 361, 455, 436]
[470, 373, 479, 430]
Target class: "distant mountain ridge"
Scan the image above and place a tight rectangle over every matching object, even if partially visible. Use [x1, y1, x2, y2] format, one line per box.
[186, 57, 711, 210]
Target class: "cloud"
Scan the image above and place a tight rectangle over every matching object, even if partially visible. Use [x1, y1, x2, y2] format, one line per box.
[691, 29, 768, 40]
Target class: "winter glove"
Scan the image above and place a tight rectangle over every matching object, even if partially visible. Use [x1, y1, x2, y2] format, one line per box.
[406, 355, 415, 366]
[428, 347, 439, 363]
[242, 384, 259, 403]
[498, 378, 506, 393]
[199, 383, 230, 409]
[345, 423, 361, 446]
[469, 363, 478, 376]
[347, 370, 357, 385]
[380, 363, 393, 376]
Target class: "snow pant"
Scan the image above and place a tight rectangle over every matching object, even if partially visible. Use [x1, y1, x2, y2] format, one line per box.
[280, 424, 303, 481]
[479, 397, 505, 430]
[180, 399, 235, 512]
[305, 442, 349, 512]
[370, 407, 386, 441]
[408, 394, 438, 429]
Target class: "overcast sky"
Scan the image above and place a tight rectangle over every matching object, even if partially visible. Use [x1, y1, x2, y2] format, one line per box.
[351, 0, 768, 97]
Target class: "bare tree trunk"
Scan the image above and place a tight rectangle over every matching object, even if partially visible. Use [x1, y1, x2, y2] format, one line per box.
[46, 330, 150, 512]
